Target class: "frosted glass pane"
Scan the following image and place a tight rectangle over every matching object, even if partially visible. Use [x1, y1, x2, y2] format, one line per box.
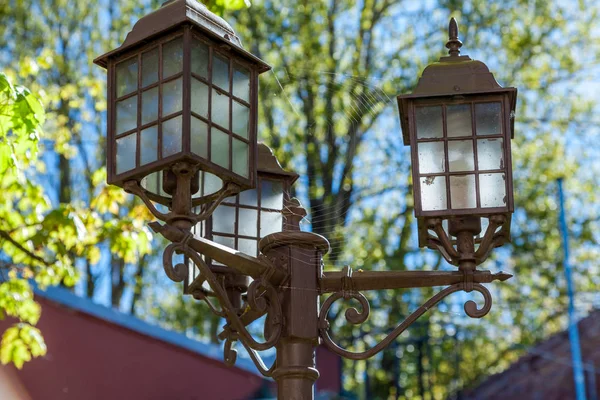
[233, 64, 250, 102]
[238, 238, 257, 257]
[418, 142, 445, 174]
[141, 48, 158, 87]
[238, 208, 258, 236]
[162, 38, 183, 78]
[191, 117, 208, 159]
[212, 205, 236, 234]
[162, 78, 183, 117]
[420, 176, 447, 211]
[478, 138, 504, 170]
[239, 189, 258, 206]
[475, 102, 502, 136]
[450, 175, 477, 209]
[213, 235, 235, 249]
[211, 89, 230, 129]
[191, 78, 209, 118]
[191, 39, 209, 78]
[260, 211, 283, 237]
[211, 128, 229, 168]
[203, 172, 222, 195]
[116, 133, 136, 174]
[479, 173, 507, 208]
[162, 116, 182, 157]
[141, 172, 159, 194]
[447, 104, 472, 137]
[232, 138, 248, 177]
[116, 96, 137, 134]
[213, 54, 230, 90]
[448, 140, 474, 172]
[140, 125, 158, 165]
[416, 106, 443, 139]
[141, 87, 159, 125]
[232, 101, 249, 138]
[261, 180, 284, 210]
[116, 57, 138, 97]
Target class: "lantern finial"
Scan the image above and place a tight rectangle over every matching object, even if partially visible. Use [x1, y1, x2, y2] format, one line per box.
[446, 17, 462, 57]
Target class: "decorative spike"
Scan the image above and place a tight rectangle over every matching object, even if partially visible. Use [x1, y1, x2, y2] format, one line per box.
[494, 272, 513, 282]
[445, 17, 463, 56]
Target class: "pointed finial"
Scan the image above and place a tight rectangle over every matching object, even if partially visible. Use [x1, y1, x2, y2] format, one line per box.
[445, 17, 463, 57]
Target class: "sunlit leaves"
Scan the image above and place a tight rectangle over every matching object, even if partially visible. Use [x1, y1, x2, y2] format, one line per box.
[0, 324, 47, 369]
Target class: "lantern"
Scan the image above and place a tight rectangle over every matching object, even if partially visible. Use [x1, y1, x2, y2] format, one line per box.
[93, 0, 270, 206]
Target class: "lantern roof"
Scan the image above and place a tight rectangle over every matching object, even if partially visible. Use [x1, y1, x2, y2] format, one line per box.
[257, 143, 299, 184]
[94, 0, 270, 73]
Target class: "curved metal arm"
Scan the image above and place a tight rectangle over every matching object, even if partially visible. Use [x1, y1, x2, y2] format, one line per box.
[318, 282, 492, 360]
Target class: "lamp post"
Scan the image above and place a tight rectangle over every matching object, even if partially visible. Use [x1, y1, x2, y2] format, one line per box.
[95, 3, 516, 399]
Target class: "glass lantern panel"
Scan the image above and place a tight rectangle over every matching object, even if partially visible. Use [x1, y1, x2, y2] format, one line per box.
[479, 173, 507, 208]
[213, 235, 235, 250]
[213, 54, 230, 90]
[162, 116, 182, 157]
[418, 142, 445, 174]
[232, 101, 249, 138]
[448, 140, 475, 172]
[420, 176, 447, 211]
[231, 138, 248, 178]
[450, 175, 477, 209]
[261, 180, 284, 210]
[141, 48, 159, 87]
[260, 211, 283, 237]
[191, 39, 209, 78]
[191, 78, 209, 118]
[238, 238, 257, 257]
[475, 102, 502, 136]
[239, 188, 258, 207]
[212, 204, 236, 234]
[211, 89, 230, 129]
[141, 172, 158, 194]
[116, 57, 138, 97]
[191, 117, 208, 159]
[233, 64, 250, 102]
[238, 208, 258, 236]
[116, 133, 136, 174]
[447, 104, 472, 137]
[162, 78, 183, 117]
[162, 37, 183, 78]
[415, 106, 443, 139]
[203, 172, 223, 195]
[140, 125, 158, 165]
[141, 87, 159, 125]
[477, 138, 504, 170]
[211, 128, 230, 169]
[116, 96, 138, 134]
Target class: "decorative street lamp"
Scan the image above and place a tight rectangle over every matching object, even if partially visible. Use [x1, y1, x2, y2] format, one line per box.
[96, 4, 516, 398]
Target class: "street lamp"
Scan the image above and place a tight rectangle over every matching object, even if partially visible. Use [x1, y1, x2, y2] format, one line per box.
[97, 5, 516, 399]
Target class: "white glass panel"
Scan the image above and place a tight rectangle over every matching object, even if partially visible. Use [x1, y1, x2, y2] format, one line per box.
[261, 180, 284, 210]
[450, 175, 477, 209]
[448, 140, 474, 172]
[162, 116, 182, 157]
[116, 133, 136, 174]
[415, 106, 443, 139]
[231, 138, 248, 178]
[212, 205, 236, 234]
[116, 57, 138, 97]
[479, 173, 507, 208]
[213, 235, 235, 249]
[141, 48, 159, 87]
[141, 173, 158, 194]
[203, 172, 223, 195]
[191, 78, 209, 118]
[260, 211, 283, 237]
[239, 189, 258, 206]
[141, 87, 159, 125]
[211, 128, 229, 169]
[418, 142, 445, 174]
[116, 96, 137, 134]
[232, 101, 249, 138]
[140, 125, 158, 165]
[238, 238, 257, 257]
[212, 89, 230, 129]
[447, 104, 472, 137]
[475, 102, 502, 136]
[233, 64, 250, 102]
[420, 176, 447, 211]
[191, 117, 208, 159]
[162, 78, 183, 117]
[162, 38, 183, 78]
[191, 39, 209, 78]
[238, 208, 258, 236]
[213, 54, 230, 90]
[477, 138, 504, 170]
